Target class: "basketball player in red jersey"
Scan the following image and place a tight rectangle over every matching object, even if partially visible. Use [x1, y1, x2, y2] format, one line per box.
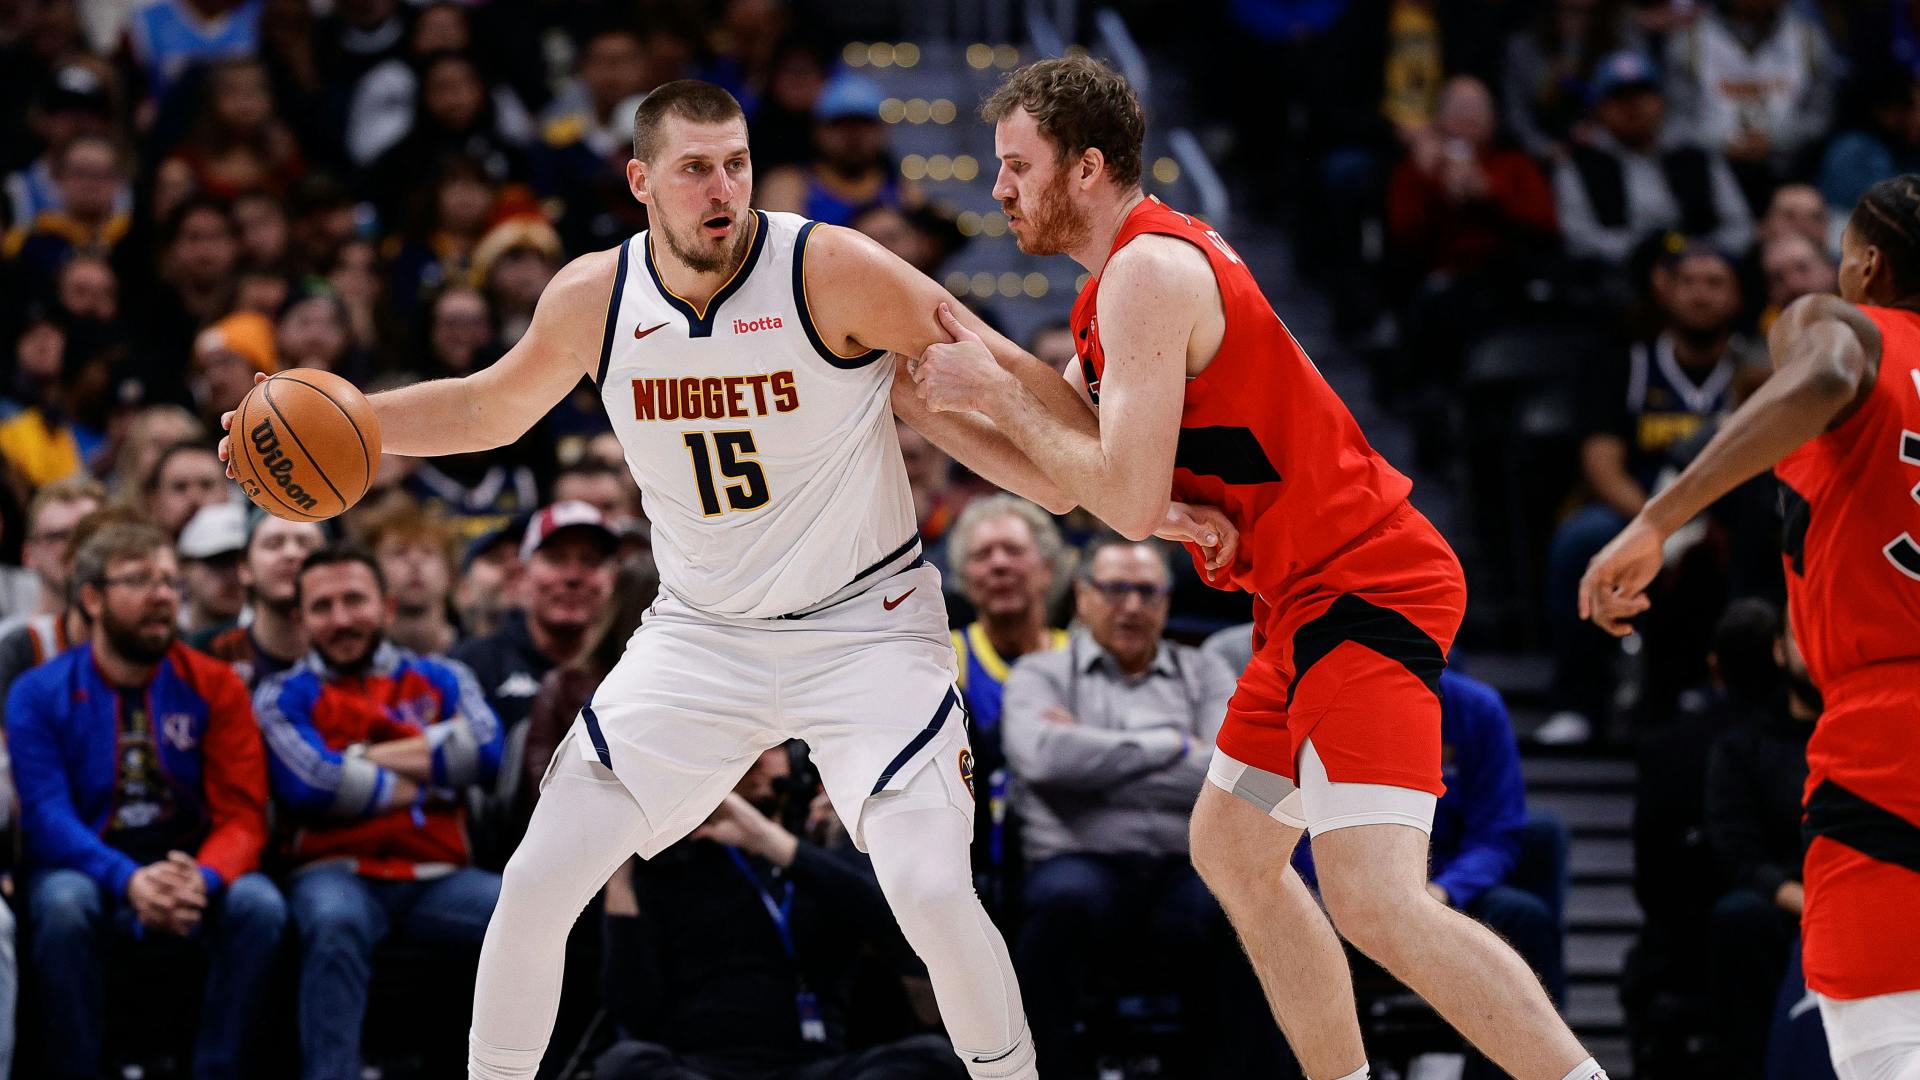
[911, 57, 1604, 1080]
[1584, 176, 1920, 1079]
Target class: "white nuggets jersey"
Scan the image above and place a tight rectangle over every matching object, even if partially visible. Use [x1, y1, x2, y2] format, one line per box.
[596, 211, 918, 618]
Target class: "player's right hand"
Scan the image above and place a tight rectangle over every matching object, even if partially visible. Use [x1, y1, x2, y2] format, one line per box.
[916, 303, 1015, 414]
[1579, 515, 1663, 637]
[217, 371, 271, 479]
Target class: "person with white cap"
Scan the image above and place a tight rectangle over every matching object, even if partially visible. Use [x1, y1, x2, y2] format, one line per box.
[201, 511, 327, 688]
[176, 501, 248, 640]
[449, 501, 617, 740]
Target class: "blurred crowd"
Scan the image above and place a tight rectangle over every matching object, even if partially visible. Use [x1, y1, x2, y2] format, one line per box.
[0, 0, 1908, 1077]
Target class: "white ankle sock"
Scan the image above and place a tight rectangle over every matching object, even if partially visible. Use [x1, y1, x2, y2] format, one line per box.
[1330, 1066, 1370, 1080]
[1558, 1057, 1607, 1080]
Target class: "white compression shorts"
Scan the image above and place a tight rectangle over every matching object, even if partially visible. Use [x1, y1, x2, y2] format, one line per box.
[1206, 736, 1437, 835]
[1819, 990, 1920, 1080]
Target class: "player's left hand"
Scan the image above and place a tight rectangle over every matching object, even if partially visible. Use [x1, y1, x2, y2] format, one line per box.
[1157, 501, 1239, 582]
[913, 303, 1015, 414]
[1578, 515, 1664, 637]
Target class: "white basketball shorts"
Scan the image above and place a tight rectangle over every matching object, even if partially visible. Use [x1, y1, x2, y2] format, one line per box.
[553, 561, 975, 857]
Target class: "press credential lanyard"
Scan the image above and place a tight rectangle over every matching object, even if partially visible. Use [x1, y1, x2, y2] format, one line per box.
[724, 846, 827, 1043]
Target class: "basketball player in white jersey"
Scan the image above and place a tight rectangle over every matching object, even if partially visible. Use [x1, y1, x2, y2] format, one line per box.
[222, 80, 1232, 1079]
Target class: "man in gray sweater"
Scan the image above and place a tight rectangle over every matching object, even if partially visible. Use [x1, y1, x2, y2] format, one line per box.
[1002, 538, 1281, 1078]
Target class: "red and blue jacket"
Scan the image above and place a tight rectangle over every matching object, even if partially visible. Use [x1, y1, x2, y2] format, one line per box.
[255, 641, 501, 879]
[8, 641, 270, 899]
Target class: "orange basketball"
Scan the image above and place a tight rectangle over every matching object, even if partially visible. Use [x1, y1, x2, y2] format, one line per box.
[231, 369, 381, 522]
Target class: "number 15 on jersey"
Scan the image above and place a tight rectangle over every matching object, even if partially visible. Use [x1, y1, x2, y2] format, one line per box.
[683, 431, 770, 516]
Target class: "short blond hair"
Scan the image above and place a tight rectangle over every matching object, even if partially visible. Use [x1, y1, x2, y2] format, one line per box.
[352, 501, 458, 565]
[28, 474, 107, 528]
[947, 494, 1067, 592]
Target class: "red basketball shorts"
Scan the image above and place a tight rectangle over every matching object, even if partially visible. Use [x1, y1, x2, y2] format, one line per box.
[1215, 503, 1467, 796]
[1800, 664, 1920, 1000]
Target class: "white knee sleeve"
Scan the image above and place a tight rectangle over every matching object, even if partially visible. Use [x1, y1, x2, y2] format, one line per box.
[469, 745, 652, 1079]
[862, 780, 1034, 1080]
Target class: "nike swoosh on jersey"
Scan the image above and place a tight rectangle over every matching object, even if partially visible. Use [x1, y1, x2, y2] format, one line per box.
[634, 322, 668, 340]
[882, 588, 916, 610]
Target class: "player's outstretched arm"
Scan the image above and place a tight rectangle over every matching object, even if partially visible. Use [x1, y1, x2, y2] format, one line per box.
[1580, 293, 1881, 635]
[887, 363, 1077, 513]
[801, 224, 1089, 512]
[369, 249, 617, 457]
[915, 236, 1204, 541]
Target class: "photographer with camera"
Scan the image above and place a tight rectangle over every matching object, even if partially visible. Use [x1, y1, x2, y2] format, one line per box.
[594, 743, 963, 1080]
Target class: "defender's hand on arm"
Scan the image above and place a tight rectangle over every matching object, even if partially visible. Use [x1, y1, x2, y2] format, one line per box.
[911, 304, 1020, 414]
[1156, 501, 1238, 580]
[804, 224, 1087, 509]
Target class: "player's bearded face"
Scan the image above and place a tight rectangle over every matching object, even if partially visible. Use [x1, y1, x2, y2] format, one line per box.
[659, 199, 753, 275]
[1005, 159, 1090, 257]
[644, 122, 755, 276]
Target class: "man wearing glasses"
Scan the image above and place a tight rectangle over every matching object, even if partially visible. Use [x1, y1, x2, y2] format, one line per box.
[0, 474, 105, 637]
[1001, 537, 1280, 1078]
[8, 521, 285, 1080]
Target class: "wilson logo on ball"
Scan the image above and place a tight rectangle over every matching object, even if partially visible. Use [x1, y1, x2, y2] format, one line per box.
[249, 418, 321, 512]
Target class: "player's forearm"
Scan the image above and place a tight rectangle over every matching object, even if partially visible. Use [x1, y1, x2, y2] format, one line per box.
[912, 411, 1076, 513]
[1641, 362, 1855, 535]
[368, 376, 521, 456]
[989, 384, 1167, 539]
[892, 380, 1075, 513]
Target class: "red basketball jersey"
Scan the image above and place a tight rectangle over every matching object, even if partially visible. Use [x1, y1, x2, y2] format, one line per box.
[1069, 196, 1413, 599]
[1775, 305, 1920, 999]
[1775, 304, 1920, 690]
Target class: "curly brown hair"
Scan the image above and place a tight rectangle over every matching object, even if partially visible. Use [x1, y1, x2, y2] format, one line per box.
[981, 56, 1146, 190]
